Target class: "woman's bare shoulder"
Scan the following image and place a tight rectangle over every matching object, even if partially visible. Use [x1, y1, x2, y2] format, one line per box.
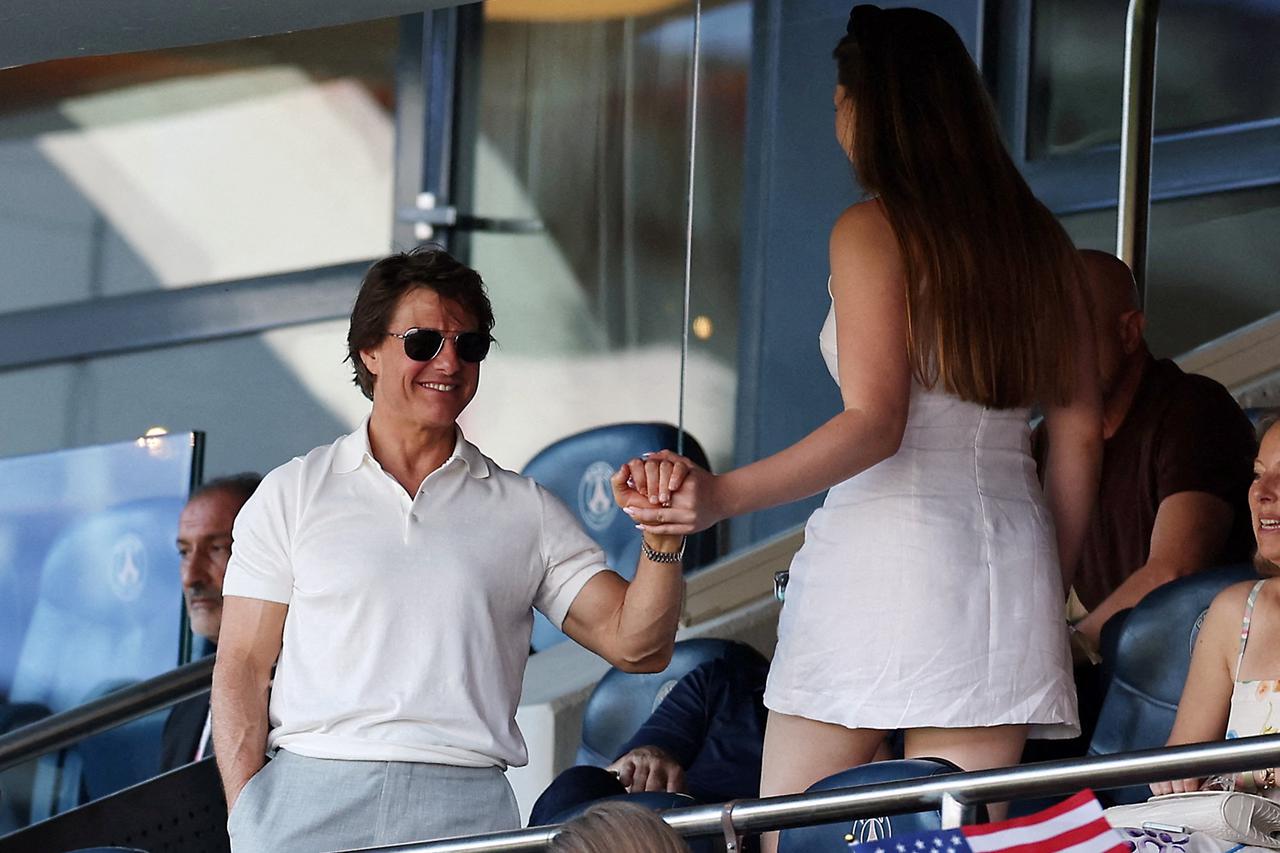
[1203, 580, 1259, 633]
[831, 197, 893, 242]
[829, 199, 902, 292]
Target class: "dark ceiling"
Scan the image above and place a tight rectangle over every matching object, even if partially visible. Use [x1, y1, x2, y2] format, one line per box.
[0, 0, 463, 70]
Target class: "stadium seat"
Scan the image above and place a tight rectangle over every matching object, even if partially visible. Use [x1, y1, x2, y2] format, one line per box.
[1089, 563, 1259, 804]
[577, 639, 765, 767]
[549, 790, 697, 823]
[0, 700, 52, 833]
[75, 679, 165, 803]
[522, 422, 719, 651]
[8, 497, 186, 715]
[778, 758, 964, 852]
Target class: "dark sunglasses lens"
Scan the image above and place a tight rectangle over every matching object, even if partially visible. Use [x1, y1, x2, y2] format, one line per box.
[456, 333, 491, 363]
[403, 329, 444, 361]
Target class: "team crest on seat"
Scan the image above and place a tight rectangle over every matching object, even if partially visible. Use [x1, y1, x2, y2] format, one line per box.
[578, 461, 618, 532]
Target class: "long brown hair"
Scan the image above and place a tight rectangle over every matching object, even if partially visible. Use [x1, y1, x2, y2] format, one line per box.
[836, 5, 1084, 409]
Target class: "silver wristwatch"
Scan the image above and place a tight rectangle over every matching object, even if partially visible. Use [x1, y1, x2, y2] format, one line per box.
[641, 537, 686, 564]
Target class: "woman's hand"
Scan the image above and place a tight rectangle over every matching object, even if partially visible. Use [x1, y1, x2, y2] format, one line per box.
[618, 450, 723, 536]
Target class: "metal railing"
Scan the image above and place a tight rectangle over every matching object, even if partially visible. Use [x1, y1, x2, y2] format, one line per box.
[350, 735, 1280, 853]
[1117, 0, 1160, 305]
[0, 656, 213, 773]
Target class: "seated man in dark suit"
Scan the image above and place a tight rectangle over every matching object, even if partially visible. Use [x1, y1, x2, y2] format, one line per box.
[530, 651, 769, 825]
[159, 474, 260, 771]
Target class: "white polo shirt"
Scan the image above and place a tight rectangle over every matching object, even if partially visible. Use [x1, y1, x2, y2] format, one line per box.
[222, 421, 609, 769]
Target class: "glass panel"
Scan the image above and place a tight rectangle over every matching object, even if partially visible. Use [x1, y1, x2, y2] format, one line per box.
[1029, 0, 1280, 158]
[0, 20, 396, 312]
[1059, 184, 1280, 357]
[461, 0, 749, 475]
[0, 433, 197, 709]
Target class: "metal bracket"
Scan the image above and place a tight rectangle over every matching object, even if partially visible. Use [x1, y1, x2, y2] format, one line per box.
[397, 192, 543, 241]
[720, 800, 742, 852]
[940, 792, 978, 829]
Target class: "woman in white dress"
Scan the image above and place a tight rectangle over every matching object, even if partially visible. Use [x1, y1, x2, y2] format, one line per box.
[624, 4, 1102, 842]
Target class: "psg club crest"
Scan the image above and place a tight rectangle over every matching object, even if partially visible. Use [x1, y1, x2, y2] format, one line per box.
[578, 461, 618, 532]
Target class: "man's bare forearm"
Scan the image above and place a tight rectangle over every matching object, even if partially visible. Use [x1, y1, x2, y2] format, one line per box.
[211, 653, 272, 809]
[611, 552, 685, 672]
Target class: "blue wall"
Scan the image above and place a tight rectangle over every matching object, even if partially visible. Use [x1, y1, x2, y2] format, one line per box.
[732, 0, 984, 546]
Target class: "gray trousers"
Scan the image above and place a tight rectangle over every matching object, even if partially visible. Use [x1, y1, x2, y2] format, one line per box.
[227, 749, 520, 853]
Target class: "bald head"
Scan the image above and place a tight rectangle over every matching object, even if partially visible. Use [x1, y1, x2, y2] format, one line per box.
[1081, 250, 1147, 400]
[1081, 250, 1140, 321]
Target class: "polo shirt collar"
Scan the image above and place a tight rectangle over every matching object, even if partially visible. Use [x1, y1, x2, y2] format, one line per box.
[332, 418, 490, 479]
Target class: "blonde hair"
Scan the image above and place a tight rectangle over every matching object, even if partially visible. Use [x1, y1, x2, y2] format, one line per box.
[548, 802, 691, 853]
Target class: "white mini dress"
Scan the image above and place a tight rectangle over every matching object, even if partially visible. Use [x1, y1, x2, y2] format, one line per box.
[762, 297, 1079, 737]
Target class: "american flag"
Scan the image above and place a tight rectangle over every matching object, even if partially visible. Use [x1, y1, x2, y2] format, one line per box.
[848, 790, 1128, 853]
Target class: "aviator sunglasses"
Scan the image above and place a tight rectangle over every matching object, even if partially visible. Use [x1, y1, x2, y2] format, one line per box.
[387, 327, 492, 363]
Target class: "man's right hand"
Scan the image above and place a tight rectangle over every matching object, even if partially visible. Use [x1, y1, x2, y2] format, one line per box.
[607, 745, 687, 794]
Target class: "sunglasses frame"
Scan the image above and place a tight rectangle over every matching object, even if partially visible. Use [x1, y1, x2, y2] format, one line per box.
[387, 327, 492, 363]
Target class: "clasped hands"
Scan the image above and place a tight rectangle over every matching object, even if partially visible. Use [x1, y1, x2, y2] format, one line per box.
[608, 449, 721, 540]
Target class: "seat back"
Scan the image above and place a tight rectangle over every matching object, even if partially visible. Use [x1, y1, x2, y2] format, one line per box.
[74, 680, 166, 804]
[577, 639, 764, 766]
[9, 497, 185, 714]
[1089, 563, 1258, 803]
[778, 759, 962, 853]
[522, 423, 718, 651]
[0, 701, 53, 833]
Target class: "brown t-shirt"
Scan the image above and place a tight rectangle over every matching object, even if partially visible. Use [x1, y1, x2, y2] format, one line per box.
[1034, 356, 1256, 611]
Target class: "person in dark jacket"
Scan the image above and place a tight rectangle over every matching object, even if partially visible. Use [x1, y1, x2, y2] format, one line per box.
[530, 652, 769, 826]
[159, 474, 260, 771]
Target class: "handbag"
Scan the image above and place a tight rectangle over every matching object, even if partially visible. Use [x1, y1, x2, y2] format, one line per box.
[1104, 790, 1280, 849]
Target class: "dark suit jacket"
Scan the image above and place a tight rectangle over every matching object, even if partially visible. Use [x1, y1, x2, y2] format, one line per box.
[616, 654, 769, 803]
[160, 692, 210, 772]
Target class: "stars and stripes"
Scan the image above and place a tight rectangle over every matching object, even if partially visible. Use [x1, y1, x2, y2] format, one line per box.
[848, 790, 1128, 853]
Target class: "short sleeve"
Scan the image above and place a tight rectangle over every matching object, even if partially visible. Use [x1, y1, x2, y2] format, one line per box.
[533, 487, 610, 629]
[222, 463, 296, 604]
[1154, 379, 1255, 505]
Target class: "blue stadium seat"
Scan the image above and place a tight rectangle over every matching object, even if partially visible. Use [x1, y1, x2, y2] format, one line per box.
[1089, 563, 1259, 804]
[8, 497, 186, 715]
[577, 639, 764, 767]
[0, 701, 52, 833]
[778, 758, 963, 853]
[550, 790, 697, 824]
[75, 679, 165, 803]
[522, 422, 719, 651]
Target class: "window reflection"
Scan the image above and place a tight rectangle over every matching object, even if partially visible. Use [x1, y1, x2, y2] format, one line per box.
[0, 21, 396, 309]
[458, 0, 749, 473]
[1060, 185, 1280, 357]
[1029, 0, 1280, 158]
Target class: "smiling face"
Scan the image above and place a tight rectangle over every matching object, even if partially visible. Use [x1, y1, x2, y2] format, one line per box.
[359, 287, 481, 433]
[1251, 422, 1280, 572]
[177, 489, 246, 642]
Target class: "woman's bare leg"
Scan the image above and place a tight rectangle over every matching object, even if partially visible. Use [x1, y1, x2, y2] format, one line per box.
[904, 725, 1028, 821]
[757, 711, 888, 853]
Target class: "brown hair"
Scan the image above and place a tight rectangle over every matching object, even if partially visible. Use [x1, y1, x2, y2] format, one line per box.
[547, 802, 691, 853]
[345, 246, 495, 400]
[835, 5, 1084, 408]
[191, 473, 261, 506]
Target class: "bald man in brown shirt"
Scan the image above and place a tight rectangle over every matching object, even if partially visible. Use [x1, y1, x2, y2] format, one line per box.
[1030, 251, 1255, 753]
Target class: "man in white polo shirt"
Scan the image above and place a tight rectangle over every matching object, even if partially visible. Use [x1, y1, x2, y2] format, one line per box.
[211, 247, 689, 852]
